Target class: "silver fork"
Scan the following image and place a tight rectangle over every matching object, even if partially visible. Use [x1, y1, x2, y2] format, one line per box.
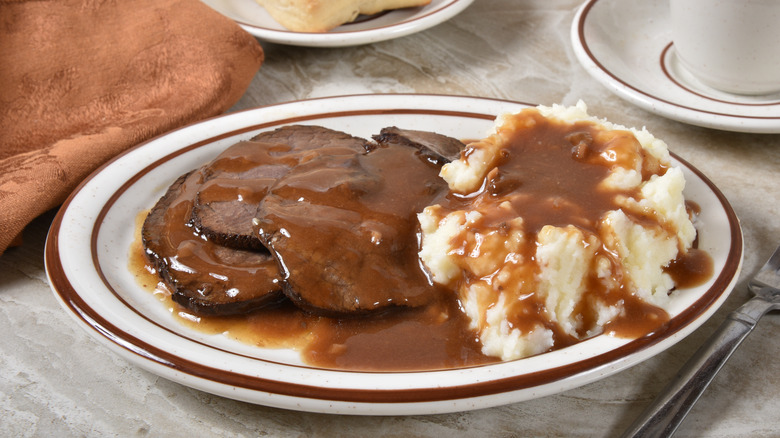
[622, 245, 780, 438]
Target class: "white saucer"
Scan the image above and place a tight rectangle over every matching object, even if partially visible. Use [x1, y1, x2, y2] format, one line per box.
[202, 0, 473, 47]
[571, 0, 780, 133]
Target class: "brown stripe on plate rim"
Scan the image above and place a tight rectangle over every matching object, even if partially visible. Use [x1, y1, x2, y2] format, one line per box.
[46, 103, 743, 405]
[577, 0, 780, 120]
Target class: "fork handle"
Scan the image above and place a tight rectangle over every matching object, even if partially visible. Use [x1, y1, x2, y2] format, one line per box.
[621, 295, 774, 438]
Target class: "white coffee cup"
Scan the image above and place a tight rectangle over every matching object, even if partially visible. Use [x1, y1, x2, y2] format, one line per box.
[670, 0, 780, 95]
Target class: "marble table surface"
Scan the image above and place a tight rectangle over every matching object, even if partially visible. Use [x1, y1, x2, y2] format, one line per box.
[2, 1, 778, 436]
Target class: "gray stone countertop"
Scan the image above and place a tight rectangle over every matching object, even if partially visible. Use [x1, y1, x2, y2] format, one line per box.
[2, 1, 778, 436]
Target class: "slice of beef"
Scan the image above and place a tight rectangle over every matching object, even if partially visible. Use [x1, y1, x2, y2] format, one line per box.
[372, 126, 465, 164]
[189, 141, 292, 251]
[191, 125, 371, 250]
[142, 170, 285, 316]
[254, 140, 453, 316]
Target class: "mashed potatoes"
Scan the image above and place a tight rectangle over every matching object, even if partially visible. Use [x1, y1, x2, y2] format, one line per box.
[418, 101, 696, 361]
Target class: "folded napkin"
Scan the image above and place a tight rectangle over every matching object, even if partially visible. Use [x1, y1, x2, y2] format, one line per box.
[0, 0, 264, 255]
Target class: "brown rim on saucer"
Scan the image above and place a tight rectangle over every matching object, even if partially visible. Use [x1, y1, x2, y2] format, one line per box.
[577, 0, 780, 120]
[660, 43, 780, 107]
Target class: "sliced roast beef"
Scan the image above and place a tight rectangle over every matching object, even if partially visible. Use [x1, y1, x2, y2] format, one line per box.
[190, 125, 370, 250]
[142, 170, 284, 315]
[372, 126, 465, 164]
[142, 124, 467, 317]
[254, 139, 453, 316]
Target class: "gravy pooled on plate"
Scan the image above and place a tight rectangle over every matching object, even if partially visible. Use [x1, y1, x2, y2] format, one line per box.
[137, 106, 712, 371]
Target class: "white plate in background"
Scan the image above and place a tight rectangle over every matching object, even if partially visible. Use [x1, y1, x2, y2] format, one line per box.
[202, 0, 473, 47]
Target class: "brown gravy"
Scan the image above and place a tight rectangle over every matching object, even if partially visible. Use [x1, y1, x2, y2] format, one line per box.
[132, 120, 714, 372]
[428, 112, 707, 343]
[130, 227, 495, 371]
[254, 141, 449, 314]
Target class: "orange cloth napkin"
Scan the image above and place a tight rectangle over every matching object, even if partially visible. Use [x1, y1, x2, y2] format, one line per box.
[0, 0, 264, 255]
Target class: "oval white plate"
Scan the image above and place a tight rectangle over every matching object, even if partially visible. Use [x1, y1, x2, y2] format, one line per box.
[571, 0, 780, 133]
[45, 94, 743, 415]
[201, 0, 473, 47]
